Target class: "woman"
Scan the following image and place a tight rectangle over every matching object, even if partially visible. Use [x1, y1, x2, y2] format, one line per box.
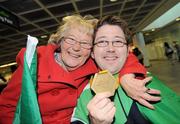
[164, 42, 174, 65]
[0, 15, 155, 124]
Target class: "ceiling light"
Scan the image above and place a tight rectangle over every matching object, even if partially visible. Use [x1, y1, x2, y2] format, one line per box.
[0, 62, 17, 68]
[40, 35, 47, 39]
[176, 17, 180, 21]
[145, 33, 150, 36]
[110, 0, 117, 2]
[151, 28, 155, 31]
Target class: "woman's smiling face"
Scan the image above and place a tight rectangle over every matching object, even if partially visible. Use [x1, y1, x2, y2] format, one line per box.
[60, 27, 93, 71]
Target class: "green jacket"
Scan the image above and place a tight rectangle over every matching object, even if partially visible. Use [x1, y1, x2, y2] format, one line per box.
[71, 73, 180, 124]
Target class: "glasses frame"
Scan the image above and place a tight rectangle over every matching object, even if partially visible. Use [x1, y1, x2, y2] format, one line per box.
[94, 40, 127, 47]
[62, 37, 92, 49]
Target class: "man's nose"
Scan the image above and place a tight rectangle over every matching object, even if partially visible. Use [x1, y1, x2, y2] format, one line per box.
[107, 42, 115, 52]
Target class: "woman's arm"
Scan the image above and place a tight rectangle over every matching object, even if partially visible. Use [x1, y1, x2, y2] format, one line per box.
[120, 74, 161, 109]
[0, 49, 24, 124]
[119, 53, 161, 109]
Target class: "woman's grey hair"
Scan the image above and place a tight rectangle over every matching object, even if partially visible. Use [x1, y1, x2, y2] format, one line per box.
[48, 14, 98, 44]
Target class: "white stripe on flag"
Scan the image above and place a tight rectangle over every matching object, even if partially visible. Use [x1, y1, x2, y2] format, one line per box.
[26, 35, 38, 68]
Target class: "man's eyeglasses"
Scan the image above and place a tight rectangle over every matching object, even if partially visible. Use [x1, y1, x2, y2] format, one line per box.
[62, 37, 92, 49]
[94, 40, 127, 47]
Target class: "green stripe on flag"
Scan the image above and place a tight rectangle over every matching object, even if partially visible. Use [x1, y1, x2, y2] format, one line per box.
[13, 36, 42, 124]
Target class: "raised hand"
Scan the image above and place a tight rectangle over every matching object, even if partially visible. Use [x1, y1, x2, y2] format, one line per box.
[87, 92, 116, 124]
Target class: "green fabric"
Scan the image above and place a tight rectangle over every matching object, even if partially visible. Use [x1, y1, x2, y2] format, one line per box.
[71, 74, 133, 124]
[138, 73, 180, 124]
[72, 74, 180, 124]
[13, 50, 42, 124]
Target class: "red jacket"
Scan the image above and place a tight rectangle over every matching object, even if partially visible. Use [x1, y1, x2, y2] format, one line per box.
[0, 44, 146, 124]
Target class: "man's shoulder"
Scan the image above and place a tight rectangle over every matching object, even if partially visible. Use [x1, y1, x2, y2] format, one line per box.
[78, 83, 94, 103]
[80, 84, 91, 96]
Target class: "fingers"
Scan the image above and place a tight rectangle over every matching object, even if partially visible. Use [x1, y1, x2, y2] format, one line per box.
[100, 101, 115, 114]
[143, 77, 152, 85]
[87, 93, 116, 124]
[138, 98, 154, 109]
[89, 92, 113, 105]
[144, 87, 161, 101]
[120, 75, 162, 110]
[142, 92, 161, 102]
[96, 98, 111, 109]
[87, 92, 114, 112]
[137, 87, 161, 109]
[106, 106, 116, 120]
[147, 88, 161, 95]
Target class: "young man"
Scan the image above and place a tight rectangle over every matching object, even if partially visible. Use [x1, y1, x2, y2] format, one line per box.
[71, 15, 180, 124]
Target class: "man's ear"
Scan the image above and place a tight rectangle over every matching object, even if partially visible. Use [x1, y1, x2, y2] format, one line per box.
[91, 51, 95, 59]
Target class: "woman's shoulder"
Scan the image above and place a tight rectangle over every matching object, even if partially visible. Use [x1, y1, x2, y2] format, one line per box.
[37, 44, 57, 53]
[16, 44, 56, 65]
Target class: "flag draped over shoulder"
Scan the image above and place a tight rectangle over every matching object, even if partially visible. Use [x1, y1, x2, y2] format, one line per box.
[13, 35, 42, 124]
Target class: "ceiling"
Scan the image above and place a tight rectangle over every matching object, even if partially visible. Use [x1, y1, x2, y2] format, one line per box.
[0, 0, 179, 66]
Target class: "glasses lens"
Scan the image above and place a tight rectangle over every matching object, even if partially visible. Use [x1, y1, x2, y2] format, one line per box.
[95, 41, 108, 47]
[113, 41, 125, 47]
[64, 37, 75, 45]
[64, 37, 92, 49]
[80, 42, 92, 49]
[94, 40, 127, 47]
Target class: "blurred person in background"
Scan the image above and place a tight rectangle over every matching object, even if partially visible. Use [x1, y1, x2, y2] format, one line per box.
[132, 47, 144, 65]
[173, 41, 180, 62]
[0, 74, 7, 93]
[0, 74, 6, 84]
[164, 42, 174, 65]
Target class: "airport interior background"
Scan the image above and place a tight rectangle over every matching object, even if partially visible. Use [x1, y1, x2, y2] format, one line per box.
[0, 0, 180, 94]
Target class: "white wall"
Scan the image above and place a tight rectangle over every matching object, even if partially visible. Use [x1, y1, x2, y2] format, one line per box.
[146, 37, 170, 60]
[144, 21, 180, 60]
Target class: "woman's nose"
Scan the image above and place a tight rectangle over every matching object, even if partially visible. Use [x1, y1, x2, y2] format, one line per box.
[72, 42, 81, 51]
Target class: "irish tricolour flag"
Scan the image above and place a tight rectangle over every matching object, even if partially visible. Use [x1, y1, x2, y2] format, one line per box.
[13, 35, 42, 124]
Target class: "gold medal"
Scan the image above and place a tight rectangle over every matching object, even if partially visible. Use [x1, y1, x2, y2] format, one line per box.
[91, 70, 119, 95]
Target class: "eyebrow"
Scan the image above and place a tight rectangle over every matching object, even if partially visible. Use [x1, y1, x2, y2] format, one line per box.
[115, 36, 125, 39]
[96, 36, 125, 41]
[66, 34, 91, 43]
[95, 36, 106, 41]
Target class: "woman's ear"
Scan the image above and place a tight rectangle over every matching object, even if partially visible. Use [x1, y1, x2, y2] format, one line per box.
[56, 41, 62, 52]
